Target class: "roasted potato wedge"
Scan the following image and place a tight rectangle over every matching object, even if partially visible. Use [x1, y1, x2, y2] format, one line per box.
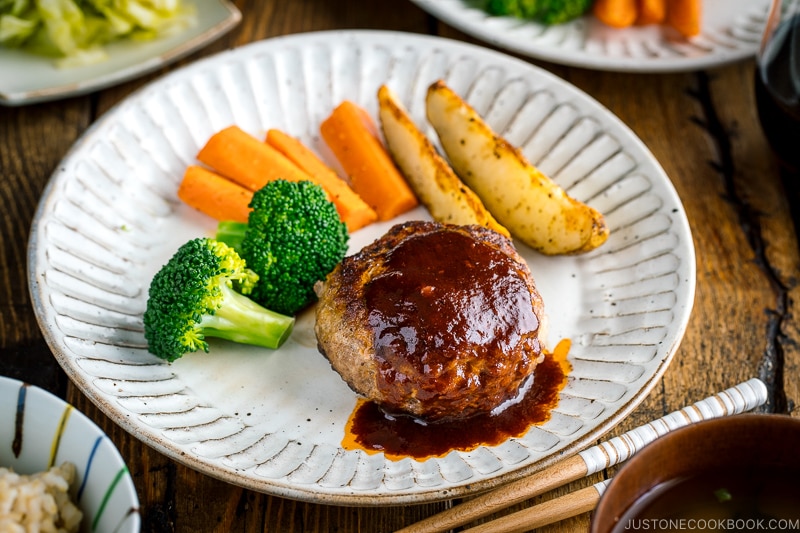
[425, 80, 609, 255]
[377, 85, 510, 238]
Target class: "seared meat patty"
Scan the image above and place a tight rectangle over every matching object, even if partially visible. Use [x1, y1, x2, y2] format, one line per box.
[314, 220, 545, 422]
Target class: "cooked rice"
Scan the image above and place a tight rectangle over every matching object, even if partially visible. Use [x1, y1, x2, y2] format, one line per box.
[0, 462, 83, 533]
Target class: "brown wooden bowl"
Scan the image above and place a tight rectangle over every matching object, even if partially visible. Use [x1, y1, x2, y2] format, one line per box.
[590, 413, 800, 533]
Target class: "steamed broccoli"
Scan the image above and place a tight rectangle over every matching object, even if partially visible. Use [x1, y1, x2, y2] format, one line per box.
[143, 238, 295, 362]
[485, 0, 593, 25]
[216, 179, 349, 316]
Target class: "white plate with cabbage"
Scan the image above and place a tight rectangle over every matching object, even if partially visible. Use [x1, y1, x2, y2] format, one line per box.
[0, 0, 240, 106]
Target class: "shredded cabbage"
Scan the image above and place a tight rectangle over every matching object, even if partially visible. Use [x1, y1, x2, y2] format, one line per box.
[0, 0, 195, 67]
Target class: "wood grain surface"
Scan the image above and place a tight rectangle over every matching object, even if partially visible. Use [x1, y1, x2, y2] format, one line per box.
[1, 1, 798, 532]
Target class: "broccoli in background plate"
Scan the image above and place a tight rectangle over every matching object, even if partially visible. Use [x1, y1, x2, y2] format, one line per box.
[485, 0, 593, 25]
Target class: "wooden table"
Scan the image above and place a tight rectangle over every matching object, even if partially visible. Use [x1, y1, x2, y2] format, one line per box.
[2, 1, 798, 532]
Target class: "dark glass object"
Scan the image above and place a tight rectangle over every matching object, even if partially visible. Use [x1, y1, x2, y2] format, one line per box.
[755, 0, 800, 171]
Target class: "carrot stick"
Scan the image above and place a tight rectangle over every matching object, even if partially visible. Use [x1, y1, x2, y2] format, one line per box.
[196, 125, 311, 191]
[178, 165, 253, 223]
[592, 0, 638, 28]
[265, 129, 378, 232]
[636, 0, 665, 25]
[665, 0, 701, 37]
[320, 101, 418, 221]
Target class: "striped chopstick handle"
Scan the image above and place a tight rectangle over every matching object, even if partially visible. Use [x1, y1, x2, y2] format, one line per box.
[578, 378, 768, 475]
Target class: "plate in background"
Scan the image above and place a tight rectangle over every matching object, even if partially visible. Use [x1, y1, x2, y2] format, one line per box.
[412, 0, 769, 72]
[28, 30, 696, 505]
[0, 0, 240, 106]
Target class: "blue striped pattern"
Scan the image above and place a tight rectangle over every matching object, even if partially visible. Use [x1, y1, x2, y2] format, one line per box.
[1, 376, 141, 532]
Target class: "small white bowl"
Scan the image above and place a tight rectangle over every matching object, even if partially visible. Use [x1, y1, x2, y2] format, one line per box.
[0, 375, 140, 533]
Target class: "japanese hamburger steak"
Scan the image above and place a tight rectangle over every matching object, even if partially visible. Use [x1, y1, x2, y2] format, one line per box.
[314, 220, 546, 422]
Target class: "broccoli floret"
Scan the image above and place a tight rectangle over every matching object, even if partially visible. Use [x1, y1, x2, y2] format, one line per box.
[537, 0, 593, 24]
[486, 0, 540, 18]
[216, 179, 349, 316]
[485, 0, 592, 25]
[143, 238, 295, 362]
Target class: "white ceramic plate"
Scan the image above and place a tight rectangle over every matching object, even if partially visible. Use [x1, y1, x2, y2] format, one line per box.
[28, 30, 696, 505]
[0, 0, 240, 106]
[411, 0, 769, 72]
[0, 375, 140, 533]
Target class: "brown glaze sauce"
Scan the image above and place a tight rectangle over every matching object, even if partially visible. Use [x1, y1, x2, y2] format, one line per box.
[363, 228, 541, 419]
[342, 339, 572, 460]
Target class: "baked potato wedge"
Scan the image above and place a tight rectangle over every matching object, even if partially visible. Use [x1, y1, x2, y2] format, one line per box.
[377, 85, 510, 238]
[425, 80, 609, 255]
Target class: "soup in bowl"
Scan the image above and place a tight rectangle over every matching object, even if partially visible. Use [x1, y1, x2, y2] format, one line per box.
[590, 414, 800, 533]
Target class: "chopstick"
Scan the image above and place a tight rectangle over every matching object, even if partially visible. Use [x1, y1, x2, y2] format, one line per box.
[459, 480, 611, 533]
[395, 378, 768, 533]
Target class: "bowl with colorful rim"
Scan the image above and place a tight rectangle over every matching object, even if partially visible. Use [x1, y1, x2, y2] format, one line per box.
[0, 375, 140, 533]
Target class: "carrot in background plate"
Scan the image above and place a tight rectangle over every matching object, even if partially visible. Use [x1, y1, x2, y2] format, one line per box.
[196, 125, 310, 191]
[636, 0, 665, 25]
[178, 165, 253, 223]
[665, 0, 701, 37]
[265, 129, 378, 231]
[593, 0, 638, 28]
[320, 101, 418, 221]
